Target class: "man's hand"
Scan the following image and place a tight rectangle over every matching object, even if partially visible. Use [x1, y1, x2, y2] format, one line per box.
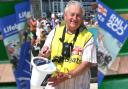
[38, 46, 51, 58]
[48, 72, 69, 87]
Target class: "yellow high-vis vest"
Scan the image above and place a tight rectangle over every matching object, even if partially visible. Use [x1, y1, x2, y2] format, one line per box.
[51, 25, 92, 73]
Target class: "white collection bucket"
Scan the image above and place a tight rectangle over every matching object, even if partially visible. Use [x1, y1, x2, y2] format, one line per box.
[30, 57, 56, 87]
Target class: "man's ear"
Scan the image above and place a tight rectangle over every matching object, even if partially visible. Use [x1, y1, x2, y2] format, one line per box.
[63, 12, 67, 20]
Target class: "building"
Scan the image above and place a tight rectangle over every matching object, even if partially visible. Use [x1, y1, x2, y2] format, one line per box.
[30, 0, 96, 20]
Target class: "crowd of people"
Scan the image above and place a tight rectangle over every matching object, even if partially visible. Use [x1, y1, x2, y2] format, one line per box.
[29, 14, 97, 57]
[30, 1, 97, 89]
[28, 13, 61, 57]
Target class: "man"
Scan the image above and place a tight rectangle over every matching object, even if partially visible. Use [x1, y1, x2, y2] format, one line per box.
[39, 1, 97, 89]
[50, 13, 58, 30]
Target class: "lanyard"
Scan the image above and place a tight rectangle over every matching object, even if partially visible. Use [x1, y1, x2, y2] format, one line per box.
[60, 26, 80, 58]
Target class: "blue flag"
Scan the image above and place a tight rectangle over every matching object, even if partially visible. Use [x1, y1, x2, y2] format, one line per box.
[0, 14, 18, 38]
[97, 1, 128, 43]
[15, 1, 31, 23]
[14, 1, 31, 89]
[97, 0, 128, 85]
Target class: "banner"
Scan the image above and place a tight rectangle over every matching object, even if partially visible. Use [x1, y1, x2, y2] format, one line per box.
[15, 1, 31, 23]
[15, 1, 31, 43]
[98, 2, 128, 43]
[97, 0, 128, 85]
[0, 1, 21, 62]
[0, 14, 20, 67]
[97, 0, 128, 74]
[14, 1, 31, 89]
[0, 1, 31, 89]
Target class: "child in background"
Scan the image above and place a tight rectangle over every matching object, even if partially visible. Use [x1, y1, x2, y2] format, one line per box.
[32, 29, 46, 57]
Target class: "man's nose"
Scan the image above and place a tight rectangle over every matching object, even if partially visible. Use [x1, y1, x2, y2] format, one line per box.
[73, 15, 77, 20]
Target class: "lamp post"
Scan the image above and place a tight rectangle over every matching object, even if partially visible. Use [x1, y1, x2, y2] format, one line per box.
[61, 0, 64, 13]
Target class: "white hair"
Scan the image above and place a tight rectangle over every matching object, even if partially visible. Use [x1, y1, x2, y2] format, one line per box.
[64, 1, 85, 17]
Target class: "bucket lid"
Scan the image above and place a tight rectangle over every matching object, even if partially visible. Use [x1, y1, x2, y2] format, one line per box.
[31, 57, 56, 73]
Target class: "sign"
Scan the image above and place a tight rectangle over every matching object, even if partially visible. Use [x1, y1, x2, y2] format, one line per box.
[14, 1, 31, 89]
[15, 1, 31, 23]
[97, 1, 128, 43]
[97, 0, 128, 85]
[0, 14, 18, 38]
[0, 14, 20, 64]
[15, 1, 31, 44]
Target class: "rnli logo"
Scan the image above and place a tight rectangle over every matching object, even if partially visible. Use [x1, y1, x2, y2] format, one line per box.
[98, 4, 107, 17]
[72, 46, 83, 55]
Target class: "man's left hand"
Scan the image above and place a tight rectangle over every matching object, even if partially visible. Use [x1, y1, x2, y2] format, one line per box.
[48, 72, 69, 86]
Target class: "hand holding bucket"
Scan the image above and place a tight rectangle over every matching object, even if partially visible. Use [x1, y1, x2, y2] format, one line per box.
[31, 57, 56, 87]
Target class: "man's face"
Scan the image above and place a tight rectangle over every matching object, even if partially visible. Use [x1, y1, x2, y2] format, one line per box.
[64, 4, 83, 32]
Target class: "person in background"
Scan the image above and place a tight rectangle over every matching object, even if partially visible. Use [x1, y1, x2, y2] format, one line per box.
[32, 28, 46, 57]
[45, 23, 52, 35]
[28, 16, 37, 45]
[38, 1, 97, 89]
[91, 2, 98, 26]
[36, 18, 46, 40]
[50, 13, 58, 30]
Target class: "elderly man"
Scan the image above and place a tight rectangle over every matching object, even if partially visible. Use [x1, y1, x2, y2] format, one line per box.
[39, 1, 97, 89]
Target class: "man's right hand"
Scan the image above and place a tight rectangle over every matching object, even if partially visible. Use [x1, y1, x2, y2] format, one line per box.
[38, 46, 51, 58]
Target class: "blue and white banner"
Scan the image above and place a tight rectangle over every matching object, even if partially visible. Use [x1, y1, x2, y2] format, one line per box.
[14, 41, 31, 89]
[97, 1, 128, 43]
[97, 1, 128, 73]
[0, 14, 18, 38]
[15, 1, 31, 33]
[15, 1, 31, 23]
[15, 1, 31, 43]
[97, 0, 128, 85]
[0, 14, 20, 61]
[0, 1, 31, 89]
[15, 1, 31, 89]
